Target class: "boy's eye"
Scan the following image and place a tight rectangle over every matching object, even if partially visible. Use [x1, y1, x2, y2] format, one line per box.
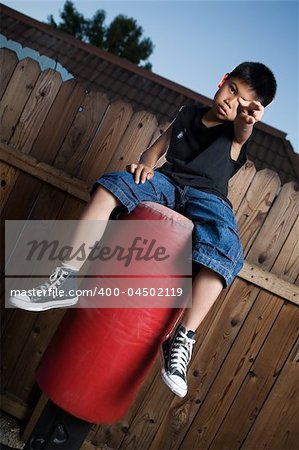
[229, 85, 237, 94]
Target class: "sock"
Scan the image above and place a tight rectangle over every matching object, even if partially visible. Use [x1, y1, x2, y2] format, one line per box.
[177, 324, 196, 339]
[61, 262, 80, 272]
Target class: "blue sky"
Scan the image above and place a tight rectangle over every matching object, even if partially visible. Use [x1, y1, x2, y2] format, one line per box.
[2, 1, 298, 152]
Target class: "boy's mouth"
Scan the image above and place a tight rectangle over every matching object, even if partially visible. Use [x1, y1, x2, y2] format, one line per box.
[218, 105, 228, 116]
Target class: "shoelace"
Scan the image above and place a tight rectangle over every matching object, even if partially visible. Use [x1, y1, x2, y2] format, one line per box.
[37, 266, 69, 292]
[169, 330, 196, 376]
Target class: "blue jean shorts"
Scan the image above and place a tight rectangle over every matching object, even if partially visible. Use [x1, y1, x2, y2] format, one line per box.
[93, 170, 244, 287]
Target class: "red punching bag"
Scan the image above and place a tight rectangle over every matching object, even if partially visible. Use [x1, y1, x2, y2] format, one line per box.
[36, 202, 193, 423]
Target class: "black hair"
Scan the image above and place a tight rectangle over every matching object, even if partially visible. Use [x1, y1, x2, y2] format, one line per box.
[227, 62, 277, 106]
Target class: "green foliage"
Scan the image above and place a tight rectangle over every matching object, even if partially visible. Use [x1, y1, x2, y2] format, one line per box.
[104, 15, 153, 66]
[47, 0, 153, 69]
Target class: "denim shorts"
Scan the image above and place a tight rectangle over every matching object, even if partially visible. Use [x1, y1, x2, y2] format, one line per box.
[93, 170, 244, 287]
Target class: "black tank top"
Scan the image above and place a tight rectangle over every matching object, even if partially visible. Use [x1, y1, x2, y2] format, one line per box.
[158, 105, 249, 206]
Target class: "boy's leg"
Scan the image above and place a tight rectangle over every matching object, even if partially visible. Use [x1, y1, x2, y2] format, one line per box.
[8, 187, 121, 310]
[160, 188, 243, 397]
[161, 267, 223, 397]
[63, 186, 121, 270]
[180, 266, 223, 331]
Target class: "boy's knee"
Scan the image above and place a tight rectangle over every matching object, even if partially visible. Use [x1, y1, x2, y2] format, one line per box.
[92, 185, 121, 208]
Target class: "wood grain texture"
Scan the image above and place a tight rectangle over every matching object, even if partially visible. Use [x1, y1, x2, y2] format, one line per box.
[78, 100, 133, 183]
[242, 338, 299, 450]
[0, 161, 20, 212]
[0, 143, 90, 202]
[0, 49, 18, 100]
[209, 301, 299, 450]
[9, 69, 62, 153]
[239, 261, 299, 304]
[53, 91, 109, 176]
[249, 182, 299, 271]
[0, 57, 40, 144]
[236, 168, 281, 255]
[105, 110, 158, 173]
[228, 160, 256, 213]
[29, 79, 86, 164]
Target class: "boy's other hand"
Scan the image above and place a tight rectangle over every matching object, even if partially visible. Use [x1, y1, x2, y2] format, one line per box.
[126, 163, 154, 184]
[237, 98, 264, 125]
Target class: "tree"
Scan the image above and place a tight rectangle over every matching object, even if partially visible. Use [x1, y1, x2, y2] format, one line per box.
[47, 1, 154, 69]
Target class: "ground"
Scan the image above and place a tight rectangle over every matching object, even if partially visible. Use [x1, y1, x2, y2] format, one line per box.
[0, 413, 24, 449]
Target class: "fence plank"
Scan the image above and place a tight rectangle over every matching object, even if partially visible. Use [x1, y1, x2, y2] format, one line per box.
[21, 393, 49, 443]
[6, 309, 65, 404]
[0, 143, 90, 202]
[29, 79, 86, 164]
[0, 282, 14, 343]
[242, 340, 299, 450]
[9, 69, 62, 153]
[77, 100, 133, 183]
[0, 161, 20, 212]
[0, 56, 43, 213]
[0, 58, 40, 144]
[239, 260, 299, 304]
[0, 160, 21, 333]
[271, 217, 299, 283]
[0, 49, 18, 100]
[228, 160, 256, 212]
[0, 392, 29, 421]
[55, 196, 87, 220]
[105, 110, 158, 173]
[209, 302, 299, 450]
[53, 91, 109, 177]
[236, 169, 281, 255]
[1, 309, 41, 392]
[249, 182, 299, 271]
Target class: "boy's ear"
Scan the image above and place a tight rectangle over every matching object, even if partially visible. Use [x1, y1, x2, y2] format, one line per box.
[218, 73, 229, 88]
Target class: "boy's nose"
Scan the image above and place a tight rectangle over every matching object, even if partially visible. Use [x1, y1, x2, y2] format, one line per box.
[225, 97, 238, 109]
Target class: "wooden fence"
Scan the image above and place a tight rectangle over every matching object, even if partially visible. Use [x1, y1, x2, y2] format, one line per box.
[1, 48, 298, 449]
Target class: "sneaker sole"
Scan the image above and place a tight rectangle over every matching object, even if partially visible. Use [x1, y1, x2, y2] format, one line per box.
[159, 348, 187, 398]
[9, 297, 78, 312]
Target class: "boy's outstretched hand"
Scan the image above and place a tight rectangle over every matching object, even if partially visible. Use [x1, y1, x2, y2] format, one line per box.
[237, 98, 264, 125]
[126, 163, 154, 184]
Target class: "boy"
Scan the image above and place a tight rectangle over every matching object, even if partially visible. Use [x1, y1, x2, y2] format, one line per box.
[9, 62, 277, 397]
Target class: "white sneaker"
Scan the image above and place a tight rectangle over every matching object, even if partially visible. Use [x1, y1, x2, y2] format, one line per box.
[160, 324, 196, 397]
[9, 266, 79, 311]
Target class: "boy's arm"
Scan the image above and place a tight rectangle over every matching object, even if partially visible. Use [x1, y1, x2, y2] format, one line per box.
[232, 98, 265, 156]
[127, 124, 173, 184]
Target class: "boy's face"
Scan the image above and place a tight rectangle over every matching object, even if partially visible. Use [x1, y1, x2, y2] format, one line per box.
[212, 76, 259, 122]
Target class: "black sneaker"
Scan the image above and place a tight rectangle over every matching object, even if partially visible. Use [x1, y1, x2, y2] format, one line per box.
[9, 266, 79, 311]
[160, 324, 196, 397]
